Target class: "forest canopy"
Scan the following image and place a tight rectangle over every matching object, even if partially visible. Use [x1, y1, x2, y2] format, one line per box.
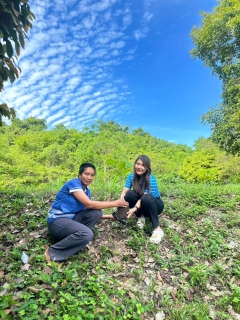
[1, 118, 240, 191]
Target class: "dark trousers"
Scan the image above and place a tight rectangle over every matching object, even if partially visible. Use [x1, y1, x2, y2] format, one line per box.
[47, 209, 102, 261]
[124, 190, 164, 229]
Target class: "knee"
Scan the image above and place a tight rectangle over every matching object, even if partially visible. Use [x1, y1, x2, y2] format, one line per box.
[141, 194, 152, 205]
[124, 190, 137, 202]
[86, 229, 94, 243]
[76, 228, 93, 244]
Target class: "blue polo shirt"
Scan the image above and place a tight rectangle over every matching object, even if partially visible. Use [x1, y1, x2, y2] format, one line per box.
[47, 178, 91, 223]
[125, 173, 161, 198]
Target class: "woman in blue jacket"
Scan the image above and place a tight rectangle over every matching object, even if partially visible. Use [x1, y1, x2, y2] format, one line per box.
[45, 162, 128, 262]
[121, 155, 164, 244]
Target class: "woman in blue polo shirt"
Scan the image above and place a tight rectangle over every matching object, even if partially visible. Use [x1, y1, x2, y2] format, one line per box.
[120, 155, 164, 244]
[45, 162, 128, 262]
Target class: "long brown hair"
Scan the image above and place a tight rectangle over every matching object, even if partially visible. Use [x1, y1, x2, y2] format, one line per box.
[133, 155, 151, 195]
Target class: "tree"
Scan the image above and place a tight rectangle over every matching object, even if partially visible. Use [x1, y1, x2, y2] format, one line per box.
[9, 117, 47, 133]
[91, 119, 130, 133]
[201, 78, 240, 155]
[179, 149, 221, 183]
[191, 0, 240, 81]
[132, 127, 150, 137]
[190, 0, 240, 155]
[0, 0, 35, 126]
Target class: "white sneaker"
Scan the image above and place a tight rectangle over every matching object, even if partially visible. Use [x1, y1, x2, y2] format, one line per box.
[136, 217, 146, 229]
[149, 229, 164, 244]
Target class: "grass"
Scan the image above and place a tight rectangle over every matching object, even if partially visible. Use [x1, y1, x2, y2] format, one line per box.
[0, 181, 240, 319]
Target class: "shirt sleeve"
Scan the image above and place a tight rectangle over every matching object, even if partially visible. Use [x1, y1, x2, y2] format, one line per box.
[67, 179, 84, 193]
[125, 173, 133, 189]
[150, 175, 161, 197]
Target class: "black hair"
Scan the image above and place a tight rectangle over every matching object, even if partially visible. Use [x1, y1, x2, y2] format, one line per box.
[78, 162, 96, 175]
[133, 155, 151, 195]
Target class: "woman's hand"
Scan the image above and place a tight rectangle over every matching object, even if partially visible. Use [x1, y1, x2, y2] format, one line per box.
[120, 187, 129, 200]
[127, 207, 137, 219]
[114, 199, 129, 207]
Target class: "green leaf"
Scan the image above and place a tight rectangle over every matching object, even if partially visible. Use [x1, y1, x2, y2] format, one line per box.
[6, 39, 13, 58]
[5, 57, 15, 69]
[0, 22, 10, 40]
[13, 66, 19, 78]
[9, 29, 18, 43]
[0, 104, 9, 116]
[24, 24, 29, 33]
[2, 7, 12, 14]
[18, 32, 25, 48]
[106, 159, 116, 165]
[15, 42, 20, 56]
[0, 43, 4, 55]
[0, 104, 16, 124]
[2, 43, 6, 54]
[9, 68, 16, 82]
[30, 11, 36, 19]
[7, 0, 19, 16]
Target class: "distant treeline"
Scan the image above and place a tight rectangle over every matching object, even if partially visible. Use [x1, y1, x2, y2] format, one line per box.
[1, 117, 240, 191]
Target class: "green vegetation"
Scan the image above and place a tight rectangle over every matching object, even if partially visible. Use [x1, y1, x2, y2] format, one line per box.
[0, 0, 35, 125]
[1, 117, 240, 190]
[0, 118, 193, 191]
[0, 181, 239, 319]
[179, 138, 240, 183]
[191, 0, 240, 155]
[0, 118, 240, 319]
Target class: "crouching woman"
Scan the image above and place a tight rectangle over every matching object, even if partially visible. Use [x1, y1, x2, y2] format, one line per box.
[45, 162, 128, 262]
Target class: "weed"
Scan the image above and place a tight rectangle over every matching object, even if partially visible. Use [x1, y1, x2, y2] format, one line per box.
[231, 286, 240, 313]
[100, 246, 113, 259]
[185, 264, 209, 288]
[126, 232, 146, 251]
[221, 211, 240, 228]
[211, 262, 226, 277]
[168, 301, 210, 320]
[231, 260, 240, 279]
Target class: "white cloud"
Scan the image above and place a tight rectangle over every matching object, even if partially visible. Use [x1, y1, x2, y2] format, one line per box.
[133, 27, 149, 40]
[91, 0, 118, 12]
[109, 40, 125, 49]
[0, 0, 157, 132]
[82, 15, 97, 29]
[111, 50, 119, 56]
[144, 12, 153, 22]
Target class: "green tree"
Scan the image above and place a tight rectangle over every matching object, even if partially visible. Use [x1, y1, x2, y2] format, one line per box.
[179, 149, 221, 183]
[181, 137, 240, 183]
[191, 0, 240, 155]
[91, 119, 130, 133]
[0, 0, 35, 126]
[201, 78, 240, 155]
[194, 137, 218, 151]
[8, 117, 47, 134]
[191, 0, 240, 81]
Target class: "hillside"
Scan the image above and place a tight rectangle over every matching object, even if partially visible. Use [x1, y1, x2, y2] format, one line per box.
[0, 182, 240, 319]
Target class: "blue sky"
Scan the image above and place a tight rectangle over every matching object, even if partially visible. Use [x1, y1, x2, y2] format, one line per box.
[1, 0, 221, 147]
